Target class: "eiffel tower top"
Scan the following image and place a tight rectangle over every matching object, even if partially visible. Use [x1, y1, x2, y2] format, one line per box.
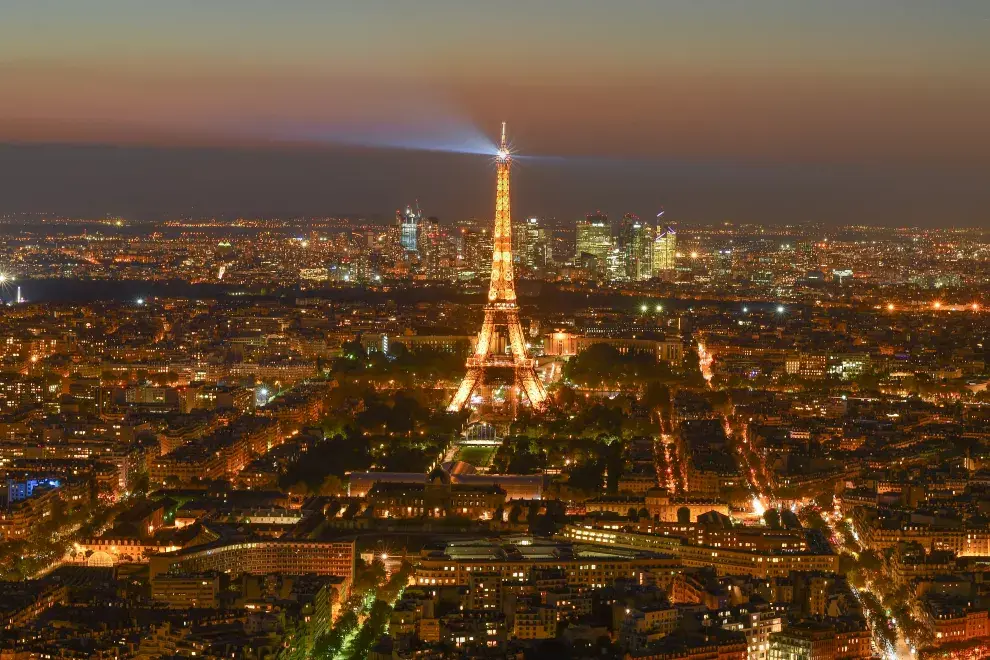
[496, 122, 510, 162]
[488, 122, 516, 305]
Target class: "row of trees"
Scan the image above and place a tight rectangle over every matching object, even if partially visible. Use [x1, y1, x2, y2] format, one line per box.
[331, 341, 467, 385]
[279, 385, 463, 494]
[310, 558, 413, 659]
[563, 343, 702, 390]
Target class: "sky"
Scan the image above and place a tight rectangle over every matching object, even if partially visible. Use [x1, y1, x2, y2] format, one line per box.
[1, 0, 989, 226]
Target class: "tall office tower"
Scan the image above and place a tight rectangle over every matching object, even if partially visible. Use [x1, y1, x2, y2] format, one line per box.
[714, 248, 734, 283]
[418, 217, 455, 280]
[606, 248, 629, 282]
[575, 212, 612, 274]
[514, 217, 551, 274]
[653, 225, 677, 275]
[619, 214, 654, 281]
[458, 221, 492, 280]
[398, 203, 422, 253]
[448, 124, 548, 415]
[458, 227, 492, 279]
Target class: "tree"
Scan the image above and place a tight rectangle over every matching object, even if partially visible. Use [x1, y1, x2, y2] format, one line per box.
[564, 343, 676, 390]
[554, 385, 577, 408]
[49, 497, 68, 526]
[318, 475, 345, 496]
[341, 340, 366, 361]
[813, 491, 834, 510]
[288, 481, 312, 497]
[131, 470, 150, 495]
[677, 506, 691, 524]
[857, 550, 883, 572]
[509, 504, 524, 524]
[682, 349, 705, 387]
[643, 382, 671, 415]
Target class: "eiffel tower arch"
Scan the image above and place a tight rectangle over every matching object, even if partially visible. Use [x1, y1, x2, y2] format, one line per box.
[448, 124, 549, 416]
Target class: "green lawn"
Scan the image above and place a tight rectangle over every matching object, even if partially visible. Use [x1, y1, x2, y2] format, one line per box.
[454, 445, 497, 468]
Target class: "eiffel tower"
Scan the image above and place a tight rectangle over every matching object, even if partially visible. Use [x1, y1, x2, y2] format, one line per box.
[447, 123, 549, 415]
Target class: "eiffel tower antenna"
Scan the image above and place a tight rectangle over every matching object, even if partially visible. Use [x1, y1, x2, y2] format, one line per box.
[448, 123, 549, 414]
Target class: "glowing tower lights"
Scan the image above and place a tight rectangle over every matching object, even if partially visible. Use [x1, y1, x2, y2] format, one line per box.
[448, 124, 549, 414]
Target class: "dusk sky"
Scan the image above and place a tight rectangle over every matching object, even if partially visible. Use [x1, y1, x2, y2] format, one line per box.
[2, 0, 989, 225]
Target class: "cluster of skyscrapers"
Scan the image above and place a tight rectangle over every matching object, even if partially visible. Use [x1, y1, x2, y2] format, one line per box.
[575, 212, 676, 281]
[396, 205, 552, 280]
[396, 207, 672, 282]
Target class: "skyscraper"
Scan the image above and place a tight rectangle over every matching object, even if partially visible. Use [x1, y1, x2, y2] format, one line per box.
[606, 248, 628, 282]
[398, 203, 422, 253]
[620, 214, 654, 281]
[458, 224, 492, 280]
[418, 217, 454, 280]
[575, 212, 611, 274]
[653, 226, 677, 275]
[514, 217, 551, 274]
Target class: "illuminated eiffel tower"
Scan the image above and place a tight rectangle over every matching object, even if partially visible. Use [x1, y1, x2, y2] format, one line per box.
[447, 123, 549, 415]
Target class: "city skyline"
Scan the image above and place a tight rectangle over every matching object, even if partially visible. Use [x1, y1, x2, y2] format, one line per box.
[3, 5, 990, 660]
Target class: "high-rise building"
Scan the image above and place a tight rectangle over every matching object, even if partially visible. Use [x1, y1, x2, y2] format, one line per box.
[514, 217, 551, 274]
[653, 226, 677, 275]
[457, 221, 492, 280]
[714, 248, 734, 283]
[399, 203, 422, 253]
[606, 248, 628, 282]
[619, 214, 654, 281]
[418, 217, 455, 280]
[575, 212, 611, 274]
